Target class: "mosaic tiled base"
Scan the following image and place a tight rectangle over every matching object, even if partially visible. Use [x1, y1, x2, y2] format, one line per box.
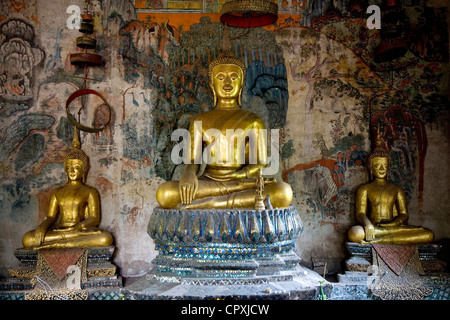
[149, 207, 303, 244]
[1, 246, 123, 300]
[148, 207, 303, 278]
[0, 290, 125, 300]
[332, 242, 450, 300]
[330, 271, 450, 300]
[123, 264, 330, 300]
[124, 206, 333, 299]
[344, 242, 447, 273]
[12, 246, 117, 265]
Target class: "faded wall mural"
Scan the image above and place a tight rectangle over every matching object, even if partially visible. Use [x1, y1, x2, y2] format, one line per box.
[0, 0, 449, 277]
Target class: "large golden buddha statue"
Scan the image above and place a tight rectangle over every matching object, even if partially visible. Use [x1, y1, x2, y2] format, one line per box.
[22, 129, 113, 249]
[156, 49, 292, 209]
[348, 131, 434, 244]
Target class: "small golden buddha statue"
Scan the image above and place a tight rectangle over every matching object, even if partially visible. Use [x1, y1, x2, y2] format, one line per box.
[156, 49, 292, 209]
[348, 131, 434, 244]
[22, 129, 113, 249]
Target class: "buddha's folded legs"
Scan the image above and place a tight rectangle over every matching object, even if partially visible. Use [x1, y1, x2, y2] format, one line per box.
[22, 228, 113, 249]
[348, 224, 435, 244]
[178, 181, 293, 209]
[157, 178, 280, 209]
[368, 225, 435, 244]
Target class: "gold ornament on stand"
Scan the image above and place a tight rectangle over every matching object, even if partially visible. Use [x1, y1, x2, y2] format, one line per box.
[254, 169, 265, 210]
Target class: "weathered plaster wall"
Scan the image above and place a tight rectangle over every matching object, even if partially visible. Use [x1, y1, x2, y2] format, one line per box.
[0, 0, 449, 278]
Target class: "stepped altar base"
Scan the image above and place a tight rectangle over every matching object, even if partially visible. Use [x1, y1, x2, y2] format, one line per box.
[1, 246, 122, 300]
[344, 242, 447, 273]
[124, 206, 330, 299]
[331, 242, 449, 300]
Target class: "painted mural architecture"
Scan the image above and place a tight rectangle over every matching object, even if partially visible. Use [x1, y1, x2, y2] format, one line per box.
[0, 0, 449, 302]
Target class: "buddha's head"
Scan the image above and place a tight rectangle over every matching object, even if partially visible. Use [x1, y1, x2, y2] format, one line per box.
[369, 156, 389, 179]
[64, 128, 89, 182]
[208, 51, 246, 107]
[367, 128, 390, 180]
[64, 158, 86, 182]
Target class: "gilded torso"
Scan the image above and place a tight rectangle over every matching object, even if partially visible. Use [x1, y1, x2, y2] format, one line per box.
[364, 182, 400, 224]
[192, 108, 266, 173]
[53, 184, 95, 228]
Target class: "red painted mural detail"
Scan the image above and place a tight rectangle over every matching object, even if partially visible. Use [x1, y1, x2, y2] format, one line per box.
[371, 105, 427, 207]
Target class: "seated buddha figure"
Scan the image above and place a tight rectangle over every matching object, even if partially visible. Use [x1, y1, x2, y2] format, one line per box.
[22, 130, 113, 249]
[348, 133, 434, 244]
[156, 50, 293, 209]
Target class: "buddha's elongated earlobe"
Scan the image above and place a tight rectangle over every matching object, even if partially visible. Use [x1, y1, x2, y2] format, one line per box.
[209, 83, 217, 106]
[238, 88, 242, 107]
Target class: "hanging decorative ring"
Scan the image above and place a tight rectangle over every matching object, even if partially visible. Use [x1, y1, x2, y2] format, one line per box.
[220, 0, 278, 28]
[66, 89, 111, 133]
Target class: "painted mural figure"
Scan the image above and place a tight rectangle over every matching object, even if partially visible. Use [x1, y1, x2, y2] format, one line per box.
[0, 19, 44, 100]
[347, 131, 434, 244]
[156, 49, 293, 209]
[22, 129, 113, 249]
